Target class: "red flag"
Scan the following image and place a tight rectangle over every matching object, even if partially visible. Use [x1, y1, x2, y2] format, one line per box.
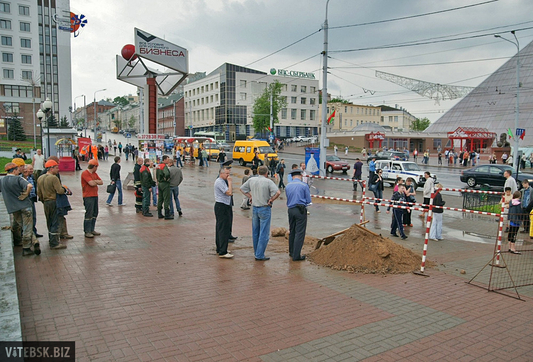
[327, 110, 335, 125]
[520, 129, 526, 140]
[267, 126, 272, 132]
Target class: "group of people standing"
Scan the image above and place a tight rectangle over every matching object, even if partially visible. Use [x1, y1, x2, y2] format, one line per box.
[0, 150, 111, 255]
[133, 156, 184, 219]
[214, 162, 311, 262]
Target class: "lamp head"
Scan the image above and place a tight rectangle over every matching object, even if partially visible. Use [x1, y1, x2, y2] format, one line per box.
[42, 98, 52, 111]
[36, 109, 44, 120]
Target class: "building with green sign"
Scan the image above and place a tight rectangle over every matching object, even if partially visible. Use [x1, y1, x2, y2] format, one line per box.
[183, 63, 319, 141]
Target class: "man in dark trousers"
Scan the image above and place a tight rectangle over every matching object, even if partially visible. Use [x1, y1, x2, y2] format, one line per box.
[276, 159, 286, 189]
[133, 157, 143, 213]
[214, 166, 234, 258]
[140, 158, 155, 217]
[285, 168, 311, 261]
[0, 162, 38, 256]
[106, 156, 125, 206]
[156, 155, 173, 219]
[352, 157, 364, 191]
[388, 184, 408, 240]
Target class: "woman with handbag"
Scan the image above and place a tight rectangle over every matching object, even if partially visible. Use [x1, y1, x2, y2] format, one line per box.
[370, 169, 384, 213]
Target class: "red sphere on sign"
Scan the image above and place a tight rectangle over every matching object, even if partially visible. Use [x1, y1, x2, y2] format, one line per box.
[121, 44, 137, 61]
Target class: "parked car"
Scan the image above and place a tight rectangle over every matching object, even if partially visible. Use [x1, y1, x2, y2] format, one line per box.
[375, 160, 436, 189]
[460, 164, 533, 189]
[367, 151, 407, 164]
[325, 155, 350, 174]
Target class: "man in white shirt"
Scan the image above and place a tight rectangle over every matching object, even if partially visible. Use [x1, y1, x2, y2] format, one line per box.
[504, 170, 518, 194]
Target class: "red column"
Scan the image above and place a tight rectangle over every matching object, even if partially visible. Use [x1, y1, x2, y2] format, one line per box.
[147, 77, 157, 134]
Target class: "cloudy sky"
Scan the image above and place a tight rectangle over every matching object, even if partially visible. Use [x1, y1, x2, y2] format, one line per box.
[70, 0, 533, 122]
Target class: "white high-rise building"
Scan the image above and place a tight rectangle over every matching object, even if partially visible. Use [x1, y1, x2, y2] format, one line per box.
[0, 0, 72, 138]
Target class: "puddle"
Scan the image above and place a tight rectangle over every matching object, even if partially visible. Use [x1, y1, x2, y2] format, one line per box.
[446, 229, 494, 244]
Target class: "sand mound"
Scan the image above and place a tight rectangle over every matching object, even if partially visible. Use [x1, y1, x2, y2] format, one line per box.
[308, 224, 423, 274]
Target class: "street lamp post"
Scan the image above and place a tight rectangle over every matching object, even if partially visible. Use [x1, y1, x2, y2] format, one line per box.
[320, 0, 331, 176]
[495, 32, 520, 174]
[37, 97, 52, 157]
[74, 94, 85, 133]
[93, 89, 106, 140]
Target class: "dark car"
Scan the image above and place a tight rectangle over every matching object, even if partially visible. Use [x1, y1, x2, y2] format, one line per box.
[460, 164, 533, 189]
[326, 155, 350, 174]
[367, 151, 407, 164]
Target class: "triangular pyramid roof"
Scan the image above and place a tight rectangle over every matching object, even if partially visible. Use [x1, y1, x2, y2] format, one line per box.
[425, 39, 533, 146]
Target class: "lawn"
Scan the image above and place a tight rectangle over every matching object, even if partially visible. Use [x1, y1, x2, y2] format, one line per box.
[0, 138, 42, 153]
[0, 157, 31, 172]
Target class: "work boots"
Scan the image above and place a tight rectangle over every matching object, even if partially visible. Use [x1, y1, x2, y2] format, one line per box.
[164, 208, 174, 220]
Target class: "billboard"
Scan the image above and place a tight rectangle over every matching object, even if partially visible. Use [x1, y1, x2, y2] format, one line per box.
[134, 28, 188, 74]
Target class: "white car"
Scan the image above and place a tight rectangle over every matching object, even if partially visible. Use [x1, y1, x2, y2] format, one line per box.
[293, 136, 317, 143]
[374, 160, 437, 189]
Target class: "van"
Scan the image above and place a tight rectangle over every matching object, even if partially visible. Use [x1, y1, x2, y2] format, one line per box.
[233, 140, 278, 166]
[111, 127, 119, 133]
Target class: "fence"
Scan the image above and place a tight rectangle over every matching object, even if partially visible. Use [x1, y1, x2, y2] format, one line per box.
[468, 210, 533, 300]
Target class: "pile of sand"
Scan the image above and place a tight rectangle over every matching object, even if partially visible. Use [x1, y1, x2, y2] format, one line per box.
[308, 224, 423, 274]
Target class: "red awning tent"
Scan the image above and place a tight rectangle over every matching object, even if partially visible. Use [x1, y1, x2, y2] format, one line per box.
[447, 127, 496, 152]
[365, 132, 385, 149]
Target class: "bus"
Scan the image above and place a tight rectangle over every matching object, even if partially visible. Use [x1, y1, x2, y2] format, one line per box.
[193, 131, 225, 143]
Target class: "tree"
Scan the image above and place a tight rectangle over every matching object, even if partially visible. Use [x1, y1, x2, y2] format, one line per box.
[128, 115, 136, 129]
[410, 117, 431, 131]
[7, 115, 26, 141]
[60, 116, 70, 128]
[113, 119, 122, 129]
[329, 98, 351, 104]
[252, 81, 287, 136]
[113, 96, 129, 107]
[47, 114, 58, 128]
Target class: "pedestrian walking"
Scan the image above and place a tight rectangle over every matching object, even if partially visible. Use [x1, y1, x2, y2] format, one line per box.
[0, 162, 39, 255]
[81, 159, 103, 238]
[106, 156, 125, 206]
[285, 168, 311, 261]
[240, 165, 281, 261]
[334, 145, 338, 156]
[344, 146, 349, 156]
[352, 158, 363, 191]
[214, 166, 234, 258]
[118, 142, 123, 155]
[276, 159, 286, 189]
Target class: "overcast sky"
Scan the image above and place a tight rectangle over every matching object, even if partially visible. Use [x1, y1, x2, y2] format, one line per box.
[69, 0, 533, 122]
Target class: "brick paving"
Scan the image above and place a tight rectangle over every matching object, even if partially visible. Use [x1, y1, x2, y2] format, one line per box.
[4, 156, 533, 361]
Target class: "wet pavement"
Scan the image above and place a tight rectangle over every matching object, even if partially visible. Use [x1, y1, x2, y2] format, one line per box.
[2, 150, 533, 361]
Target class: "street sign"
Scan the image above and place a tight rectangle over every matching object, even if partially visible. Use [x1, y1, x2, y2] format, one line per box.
[516, 128, 525, 137]
[125, 133, 131, 138]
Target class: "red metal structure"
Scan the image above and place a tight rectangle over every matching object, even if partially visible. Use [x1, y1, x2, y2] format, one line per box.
[447, 127, 496, 152]
[365, 132, 385, 149]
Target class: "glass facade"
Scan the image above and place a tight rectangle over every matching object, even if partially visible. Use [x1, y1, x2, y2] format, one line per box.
[213, 63, 265, 126]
